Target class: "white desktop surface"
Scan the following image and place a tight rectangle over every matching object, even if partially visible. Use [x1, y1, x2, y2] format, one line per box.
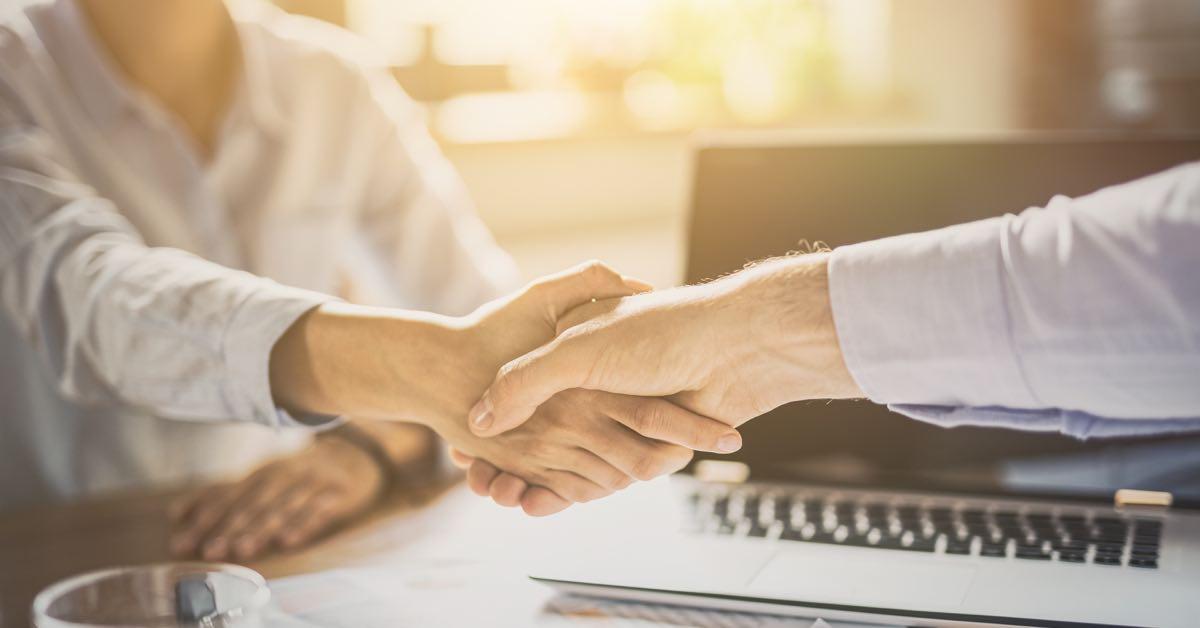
[263, 479, 888, 627]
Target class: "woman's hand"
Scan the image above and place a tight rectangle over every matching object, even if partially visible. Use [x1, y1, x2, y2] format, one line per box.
[446, 388, 742, 511]
[448, 388, 744, 516]
[169, 436, 384, 561]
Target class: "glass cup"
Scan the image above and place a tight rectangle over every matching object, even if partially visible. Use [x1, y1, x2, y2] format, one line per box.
[32, 563, 270, 628]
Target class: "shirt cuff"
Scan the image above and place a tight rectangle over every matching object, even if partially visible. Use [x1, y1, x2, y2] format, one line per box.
[828, 216, 1040, 409]
[221, 280, 341, 429]
[891, 404, 1200, 440]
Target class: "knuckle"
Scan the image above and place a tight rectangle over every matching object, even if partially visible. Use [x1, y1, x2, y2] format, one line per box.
[667, 445, 695, 473]
[526, 440, 555, 463]
[581, 260, 618, 285]
[549, 480, 582, 503]
[630, 456, 659, 482]
[581, 259, 606, 275]
[526, 275, 552, 295]
[584, 484, 613, 502]
[630, 402, 665, 436]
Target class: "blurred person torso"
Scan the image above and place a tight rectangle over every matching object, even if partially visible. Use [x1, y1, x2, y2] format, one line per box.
[0, 0, 516, 508]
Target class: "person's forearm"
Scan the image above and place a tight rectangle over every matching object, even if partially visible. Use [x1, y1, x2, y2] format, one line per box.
[269, 302, 478, 427]
[723, 253, 865, 402]
[828, 163, 1200, 421]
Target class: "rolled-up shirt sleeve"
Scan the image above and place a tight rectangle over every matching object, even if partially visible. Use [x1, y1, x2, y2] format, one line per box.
[0, 109, 336, 427]
[828, 162, 1200, 438]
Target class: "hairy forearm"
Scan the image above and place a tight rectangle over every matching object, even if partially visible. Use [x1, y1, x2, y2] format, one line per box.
[724, 253, 864, 402]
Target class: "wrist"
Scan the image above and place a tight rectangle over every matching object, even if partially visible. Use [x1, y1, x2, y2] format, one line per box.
[270, 302, 477, 424]
[728, 254, 864, 401]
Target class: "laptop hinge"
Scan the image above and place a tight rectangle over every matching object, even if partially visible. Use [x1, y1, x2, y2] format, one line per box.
[1114, 488, 1173, 509]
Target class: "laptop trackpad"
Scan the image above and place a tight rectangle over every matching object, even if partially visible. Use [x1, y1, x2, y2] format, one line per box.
[747, 547, 976, 609]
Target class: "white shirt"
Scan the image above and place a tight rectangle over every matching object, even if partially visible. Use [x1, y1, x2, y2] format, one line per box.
[0, 0, 517, 507]
[830, 162, 1200, 438]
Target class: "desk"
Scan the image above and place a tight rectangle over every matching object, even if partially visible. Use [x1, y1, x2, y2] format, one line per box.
[0, 480, 453, 628]
[0, 480, 852, 627]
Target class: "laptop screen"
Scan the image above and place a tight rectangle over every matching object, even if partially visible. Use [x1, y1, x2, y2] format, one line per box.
[685, 132, 1200, 506]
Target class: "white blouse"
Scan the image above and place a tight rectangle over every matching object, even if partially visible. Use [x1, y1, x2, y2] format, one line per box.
[0, 0, 517, 506]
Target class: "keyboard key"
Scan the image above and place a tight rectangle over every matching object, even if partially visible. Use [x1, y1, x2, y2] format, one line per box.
[1130, 544, 1159, 557]
[865, 537, 899, 550]
[945, 540, 972, 555]
[893, 530, 935, 552]
[961, 509, 987, 523]
[980, 543, 1007, 557]
[691, 486, 1172, 570]
[842, 534, 875, 548]
[928, 507, 954, 521]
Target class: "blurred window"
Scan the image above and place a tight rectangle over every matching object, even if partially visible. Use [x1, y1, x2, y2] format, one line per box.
[344, 0, 895, 142]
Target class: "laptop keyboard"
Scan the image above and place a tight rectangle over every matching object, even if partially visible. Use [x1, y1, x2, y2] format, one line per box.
[685, 486, 1164, 569]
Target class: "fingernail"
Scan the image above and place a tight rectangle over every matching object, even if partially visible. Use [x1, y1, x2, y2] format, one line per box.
[717, 433, 742, 453]
[469, 397, 493, 430]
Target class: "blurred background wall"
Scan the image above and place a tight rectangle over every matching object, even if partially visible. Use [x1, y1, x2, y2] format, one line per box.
[282, 0, 1199, 287]
[14, 0, 1200, 286]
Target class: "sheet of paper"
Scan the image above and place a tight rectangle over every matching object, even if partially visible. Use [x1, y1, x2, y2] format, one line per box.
[266, 563, 897, 628]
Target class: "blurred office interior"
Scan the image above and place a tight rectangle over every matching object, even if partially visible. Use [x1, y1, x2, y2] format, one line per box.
[259, 0, 1200, 287]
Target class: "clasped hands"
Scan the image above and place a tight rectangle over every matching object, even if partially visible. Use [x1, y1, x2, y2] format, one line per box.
[446, 255, 863, 516]
[268, 255, 860, 520]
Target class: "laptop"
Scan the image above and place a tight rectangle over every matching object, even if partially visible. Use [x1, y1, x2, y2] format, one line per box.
[531, 132, 1200, 627]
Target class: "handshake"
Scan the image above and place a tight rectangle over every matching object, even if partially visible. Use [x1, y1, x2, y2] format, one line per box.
[270, 256, 863, 516]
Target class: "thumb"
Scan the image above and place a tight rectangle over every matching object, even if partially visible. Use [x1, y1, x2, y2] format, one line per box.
[527, 260, 650, 321]
[468, 331, 598, 436]
[556, 297, 622, 336]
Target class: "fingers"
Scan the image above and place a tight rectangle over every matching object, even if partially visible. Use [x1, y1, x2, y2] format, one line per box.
[610, 396, 742, 454]
[469, 332, 597, 437]
[528, 260, 650, 321]
[279, 492, 341, 549]
[229, 483, 318, 560]
[488, 473, 528, 507]
[469, 262, 652, 438]
[555, 297, 622, 336]
[561, 448, 634, 491]
[590, 430, 695, 482]
[466, 458, 502, 496]
[448, 446, 475, 469]
[170, 484, 241, 558]
[200, 470, 299, 560]
[521, 487, 572, 517]
[535, 469, 611, 503]
[621, 277, 655, 293]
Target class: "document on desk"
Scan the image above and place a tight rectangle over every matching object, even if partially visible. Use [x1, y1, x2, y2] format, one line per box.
[265, 562, 893, 627]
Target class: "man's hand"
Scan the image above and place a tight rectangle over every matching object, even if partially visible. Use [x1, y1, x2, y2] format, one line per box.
[169, 435, 388, 561]
[468, 254, 864, 439]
